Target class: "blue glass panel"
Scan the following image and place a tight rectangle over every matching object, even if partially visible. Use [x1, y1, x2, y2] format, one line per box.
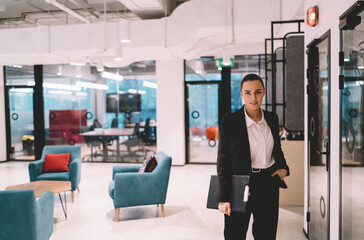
[105, 78, 157, 127]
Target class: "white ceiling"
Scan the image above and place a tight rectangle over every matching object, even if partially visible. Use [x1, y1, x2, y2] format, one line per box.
[0, 0, 305, 67]
[0, 0, 187, 28]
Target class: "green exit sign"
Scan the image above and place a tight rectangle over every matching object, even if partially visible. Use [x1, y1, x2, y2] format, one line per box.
[215, 58, 234, 67]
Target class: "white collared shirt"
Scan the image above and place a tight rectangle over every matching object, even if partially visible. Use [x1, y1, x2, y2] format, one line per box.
[244, 107, 275, 169]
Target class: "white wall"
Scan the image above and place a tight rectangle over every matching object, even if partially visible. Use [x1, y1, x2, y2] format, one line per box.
[303, 0, 357, 239]
[156, 60, 185, 166]
[0, 66, 6, 162]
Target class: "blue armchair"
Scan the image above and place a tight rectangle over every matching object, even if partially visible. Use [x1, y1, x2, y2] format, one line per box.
[0, 190, 54, 240]
[109, 151, 172, 221]
[28, 145, 81, 202]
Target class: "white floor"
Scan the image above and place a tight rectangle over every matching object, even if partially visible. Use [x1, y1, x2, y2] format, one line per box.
[0, 161, 306, 240]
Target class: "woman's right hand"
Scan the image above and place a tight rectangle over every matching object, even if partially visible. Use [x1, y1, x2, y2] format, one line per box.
[218, 202, 231, 216]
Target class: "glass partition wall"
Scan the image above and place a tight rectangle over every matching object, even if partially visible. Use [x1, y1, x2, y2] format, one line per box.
[185, 55, 264, 163]
[42, 73, 94, 146]
[4, 61, 157, 162]
[105, 61, 157, 149]
[340, 6, 364, 239]
[185, 58, 220, 163]
[5, 66, 36, 160]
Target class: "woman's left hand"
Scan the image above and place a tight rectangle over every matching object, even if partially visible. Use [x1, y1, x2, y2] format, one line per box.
[272, 169, 287, 181]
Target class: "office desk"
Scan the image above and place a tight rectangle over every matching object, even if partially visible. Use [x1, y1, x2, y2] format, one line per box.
[124, 121, 157, 128]
[79, 128, 133, 162]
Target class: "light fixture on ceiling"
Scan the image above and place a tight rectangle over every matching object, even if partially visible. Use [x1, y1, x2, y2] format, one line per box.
[357, 54, 364, 69]
[10, 88, 33, 93]
[44, 82, 81, 91]
[356, 51, 364, 69]
[101, 71, 123, 81]
[97, 58, 104, 72]
[45, 0, 91, 24]
[127, 89, 137, 94]
[76, 66, 82, 78]
[70, 62, 86, 66]
[75, 92, 88, 96]
[57, 65, 62, 76]
[195, 61, 204, 74]
[222, 49, 233, 66]
[27, 81, 82, 91]
[307, 6, 319, 27]
[76, 81, 109, 90]
[142, 81, 157, 89]
[48, 90, 72, 95]
[119, 18, 131, 43]
[11, 65, 22, 68]
[115, 43, 123, 61]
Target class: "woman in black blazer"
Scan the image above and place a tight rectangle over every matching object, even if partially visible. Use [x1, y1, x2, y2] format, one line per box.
[217, 74, 290, 240]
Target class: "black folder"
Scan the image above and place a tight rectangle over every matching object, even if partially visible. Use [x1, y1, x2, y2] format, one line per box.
[206, 175, 250, 213]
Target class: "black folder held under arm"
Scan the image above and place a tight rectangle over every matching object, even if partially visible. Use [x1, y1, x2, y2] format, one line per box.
[207, 175, 250, 213]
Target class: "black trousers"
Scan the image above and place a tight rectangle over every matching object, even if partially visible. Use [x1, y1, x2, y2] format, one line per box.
[224, 169, 280, 240]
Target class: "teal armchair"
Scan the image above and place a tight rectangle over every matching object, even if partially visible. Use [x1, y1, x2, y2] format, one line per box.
[28, 145, 81, 202]
[109, 151, 172, 221]
[0, 190, 54, 240]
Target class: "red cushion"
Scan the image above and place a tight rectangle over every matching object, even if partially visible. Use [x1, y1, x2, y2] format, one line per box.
[43, 153, 71, 173]
[138, 156, 158, 173]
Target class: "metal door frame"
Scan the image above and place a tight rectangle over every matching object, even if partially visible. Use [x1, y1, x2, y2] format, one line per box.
[339, 1, 364, 238]
[4, 65, 45, 161]
[5, 85, 35, 161]
[306, 30, 331, 239]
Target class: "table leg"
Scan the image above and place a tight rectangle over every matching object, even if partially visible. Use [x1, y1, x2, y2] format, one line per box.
[102, 137, 108, 162]
[116, 137, 121, 162]
[58, 192, 67, 220]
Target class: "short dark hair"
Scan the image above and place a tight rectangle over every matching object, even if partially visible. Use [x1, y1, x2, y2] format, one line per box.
[240, 73, 265, 91]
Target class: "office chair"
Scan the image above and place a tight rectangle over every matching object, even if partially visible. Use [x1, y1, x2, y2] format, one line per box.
[111, 117, 118, 128]
[91, 119, 102, 130]
[141, 118, 153, 146]
[81, 126, 102, 162]
[109, 152, 172, 222]
[0, 190, 54, 240]
[28, 145, 81, 202]
[105, 117, 120, 157]
[120, 123, 144, 162]
[107, 117, 119, 146]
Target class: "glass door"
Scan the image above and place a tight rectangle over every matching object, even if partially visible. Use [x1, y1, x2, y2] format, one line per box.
[187, 83, 219, 163]
[307, 32, 330, 239]
[340, 5, 364, 239]
[8, 87, 35, 160]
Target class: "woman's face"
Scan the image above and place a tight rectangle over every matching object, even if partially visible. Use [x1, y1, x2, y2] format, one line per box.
[240, 80, 265, 111]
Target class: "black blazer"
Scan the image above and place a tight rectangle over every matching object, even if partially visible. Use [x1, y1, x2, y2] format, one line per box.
[217, 106, 290, 202]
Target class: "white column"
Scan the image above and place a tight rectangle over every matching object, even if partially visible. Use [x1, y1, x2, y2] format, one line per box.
[96, 89, 106, 126]
[156, 59, 185, 166]
[329, 25, 341, 240]
[0, 66, 7, 161]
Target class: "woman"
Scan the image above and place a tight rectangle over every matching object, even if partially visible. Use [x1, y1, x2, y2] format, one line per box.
[217, 73, 290, 240]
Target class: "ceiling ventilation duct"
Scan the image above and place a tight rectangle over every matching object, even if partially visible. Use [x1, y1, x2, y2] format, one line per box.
[119, 0, 166, 19]
[45, 0, 90, 24]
